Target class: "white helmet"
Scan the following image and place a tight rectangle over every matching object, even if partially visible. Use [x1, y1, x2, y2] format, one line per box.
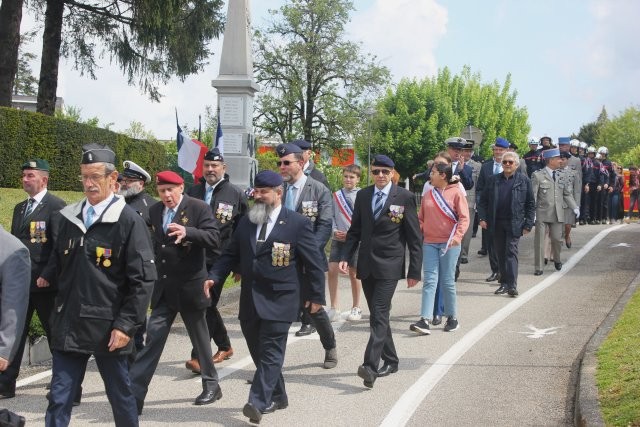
[587, 146, 596, 154]
[596, 153, 602, 160]
[570, 139, 580, 147]
[597, 146, 608, 155]
[579, 141, 588, 149]
[528, 137, 538, 146]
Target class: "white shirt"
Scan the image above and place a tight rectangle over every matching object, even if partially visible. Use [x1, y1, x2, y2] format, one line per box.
[27, 188, 48, 210]
[83, 193, 115, 226]
[256, 205, 283, 241]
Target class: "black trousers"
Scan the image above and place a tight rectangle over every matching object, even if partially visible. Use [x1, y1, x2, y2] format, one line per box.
[481, 228, 499, 273]
[0, 292, 54, 388]
[299, 273, 335, 350]
[191, 283, 231, 359]
[492, 220, 521, 289]
[361, 277, 398, 370]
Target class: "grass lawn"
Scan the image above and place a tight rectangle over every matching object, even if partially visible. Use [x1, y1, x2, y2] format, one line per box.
[596, 288, 640, 426]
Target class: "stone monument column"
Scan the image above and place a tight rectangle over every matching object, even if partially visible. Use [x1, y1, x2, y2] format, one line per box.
[212, 0, 260, 189]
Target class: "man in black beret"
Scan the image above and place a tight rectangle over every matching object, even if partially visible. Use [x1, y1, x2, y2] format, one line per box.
[182, 147, 248, 373]
[0, 159, 64, 399]
[339, 154, 422, 388]
[206, 170, 326, 423]
[42, 144, 155, 426]
[291, 139, 330, 188]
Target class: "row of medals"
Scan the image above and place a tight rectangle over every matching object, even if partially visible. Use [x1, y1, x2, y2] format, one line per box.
[30, 221, 47, 243]
[216, 206, 233, 224]
[272, 243, 291, 266]
[302, 206, 318, 222]
[96, 247, 112, 267]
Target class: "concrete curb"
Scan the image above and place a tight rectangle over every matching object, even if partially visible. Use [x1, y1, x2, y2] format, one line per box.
[574, 271, 640, 426]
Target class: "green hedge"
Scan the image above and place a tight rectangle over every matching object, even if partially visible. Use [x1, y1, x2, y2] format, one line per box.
[0, 107, 166, 191]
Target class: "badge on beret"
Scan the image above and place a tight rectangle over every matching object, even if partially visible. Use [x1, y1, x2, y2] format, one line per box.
[279, 146, 286, 155]
[388, 205, 405, 223]
[29, 161, 37, 168]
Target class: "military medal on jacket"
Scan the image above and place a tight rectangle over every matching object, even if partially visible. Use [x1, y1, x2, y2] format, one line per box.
[388, 205, 405, 223]
[216, 202, 234, 224]
[301, 201, 318, 222]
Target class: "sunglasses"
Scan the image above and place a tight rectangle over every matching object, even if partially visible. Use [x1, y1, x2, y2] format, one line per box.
[371, 169, 391, 176]
[276, 160, 295, 166]
[502, 160, 515, 165]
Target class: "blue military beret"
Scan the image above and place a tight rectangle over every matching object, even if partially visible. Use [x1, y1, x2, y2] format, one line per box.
[204, 147, 224, 162]
[542, 148, 560, 159]
[494, 137, 510, 149]
[276, 143, 302, 158]
[291, 139, 312, 150]
[372, 154, 395, 168]
[81, 143, 116, 164]
[254, 170, 283, 188]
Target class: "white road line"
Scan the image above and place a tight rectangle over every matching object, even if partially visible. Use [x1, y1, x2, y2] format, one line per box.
[380, 225, 623, 427]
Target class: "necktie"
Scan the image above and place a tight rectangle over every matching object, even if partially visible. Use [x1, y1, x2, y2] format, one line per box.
[552, 170, 556, 181]
[205, 186, 213, 205]
[285, 185, 297, 210]
[493, 162, 501, 175]
[85, 206, 95, 229]
[373, 191, 384, 219]
[23, 198, 35, 220]
[163, 209, 175, 233]
[256, 221, 268, 250]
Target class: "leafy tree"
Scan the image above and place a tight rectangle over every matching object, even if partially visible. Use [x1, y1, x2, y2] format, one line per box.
[54, 104, 112, 129]
[13, 30, 38, 95]
[0, 0, 225, 114]
[598, 106, 640, 165]
[363, 66, 530, 181]
[122, 120, 157, 141]
[573, 106, 610, 146]
[0, 0, 25, 105]
[253, 0, 391, 150]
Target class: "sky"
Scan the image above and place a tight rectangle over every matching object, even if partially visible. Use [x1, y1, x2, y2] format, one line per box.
[20, 0, 640, 143]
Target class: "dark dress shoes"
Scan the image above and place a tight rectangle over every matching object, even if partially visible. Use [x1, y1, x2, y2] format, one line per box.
[477, 249, 487, 256]
[508, 288, 519, 297]
[294, 324, 316, 336]
[534, 270, 543, 276]
[486, 272, 499, 282]
[0, 383, 16, 399]
[554, 262, 563, 271]
[544, 258, 548, 265]
[194, 386, 222, 405]
[494, 286, 508, 295]
[357, 364, 377, 388]
[262, 399, 289, 414]
[377, 364, 398, 377]
[243, 402, 262, 424]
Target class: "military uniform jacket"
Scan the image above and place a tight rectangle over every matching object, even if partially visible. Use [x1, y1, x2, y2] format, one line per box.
[125, 190, 156, 227]
[283, 176, 333, 269]
[11, 191, 66, 293]
[531, 169, 578, 223]
[566, 156, 583, 205]
[42, 196, 156, 356]
[560, 167, 582, 209]
[342, 184, 422, 281]
[465, 159, 481, 207]
[524, 149, 543, 177]
[149, 194, 220, 312]
[208, 208, 326, 323]
[187, 177, 248, 265]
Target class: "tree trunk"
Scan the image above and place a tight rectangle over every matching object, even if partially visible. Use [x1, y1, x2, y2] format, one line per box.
[36, 0, 64, 115]
[0, 0, 24, 107]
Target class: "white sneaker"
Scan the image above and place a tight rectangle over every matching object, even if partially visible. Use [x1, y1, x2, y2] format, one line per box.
[326, 307, 341, 322]
[347, 307, 362, 321]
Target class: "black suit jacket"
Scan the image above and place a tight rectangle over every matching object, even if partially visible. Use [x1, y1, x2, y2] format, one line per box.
[342, 184, 422, 281]
[208, 208, 326, 323]
[11, 191, 66, 292]
[149, 194, 220, 311]
[475, 160, 498, 209]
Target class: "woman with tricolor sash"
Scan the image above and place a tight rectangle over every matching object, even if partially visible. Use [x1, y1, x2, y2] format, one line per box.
[410, 159, 469, 335]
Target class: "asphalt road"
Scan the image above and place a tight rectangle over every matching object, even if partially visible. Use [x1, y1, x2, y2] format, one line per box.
[5, 222, 639, 426]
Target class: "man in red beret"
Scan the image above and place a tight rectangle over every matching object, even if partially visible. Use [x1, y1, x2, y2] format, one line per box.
[130, 170, 223, 414]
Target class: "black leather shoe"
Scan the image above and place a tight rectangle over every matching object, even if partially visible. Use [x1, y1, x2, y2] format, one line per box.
[544, 258, 548, 265]
[262, 399, 289, 414]
[243, 402, 262, 424]
[486, 272, 499, 282]
[508, 288, 519, 297]
[194, 386, 222, 405]
[554, 262, 562, 271]
[0, 383, 16, 399]
[432, 315, 442, 326]
[477, 249, 487, 256]
[357, 364, 377, 388]
[534, 270, 543, 276]
[377, 364, 398, 377]
[294, 324, 316, 337]
[494, 286, 508, 295]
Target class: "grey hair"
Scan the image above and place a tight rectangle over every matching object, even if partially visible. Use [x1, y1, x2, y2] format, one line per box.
[502, 151, 520, 166]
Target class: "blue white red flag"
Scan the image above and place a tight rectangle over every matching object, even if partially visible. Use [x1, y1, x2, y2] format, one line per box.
[214, 114, 224, 153]
[176, 117, 208, 182]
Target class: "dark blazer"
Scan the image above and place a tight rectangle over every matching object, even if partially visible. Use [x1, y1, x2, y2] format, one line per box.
[455, 162, 474, 190]
[477, 172, 536, 237]
[475, 159, 500, 209]
[149, 194, 220, 311]
[342, 184, 422, 281]
[208, 208, 326, 323]
[124, 190, 157, 228]
[11, 191, 66, 292]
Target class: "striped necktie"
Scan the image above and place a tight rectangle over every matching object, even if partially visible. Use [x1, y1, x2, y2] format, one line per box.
[23, 198, 36, 221]
[373, 191, 384, 219]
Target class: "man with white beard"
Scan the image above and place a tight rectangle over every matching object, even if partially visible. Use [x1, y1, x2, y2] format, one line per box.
[118, 160, 156, 229]
[206, 170, 326, 424]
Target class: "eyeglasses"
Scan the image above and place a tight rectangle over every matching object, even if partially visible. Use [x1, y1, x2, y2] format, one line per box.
[502, 160, 515, 165]
[78, 173, 108, 182]
[371, 169, 391, 176]
[276, 160, 295, 167]
[121, 178, 140, 185]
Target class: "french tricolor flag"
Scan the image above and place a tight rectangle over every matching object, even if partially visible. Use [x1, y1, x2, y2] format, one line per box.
[176, 121, 208, 182]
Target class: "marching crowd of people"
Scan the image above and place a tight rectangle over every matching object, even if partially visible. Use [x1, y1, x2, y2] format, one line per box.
[0, 134, 633, 426]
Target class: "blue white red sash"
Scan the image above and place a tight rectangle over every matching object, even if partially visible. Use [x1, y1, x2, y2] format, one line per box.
[430, 188, 458, 254]
[334, 189, 353, 224]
